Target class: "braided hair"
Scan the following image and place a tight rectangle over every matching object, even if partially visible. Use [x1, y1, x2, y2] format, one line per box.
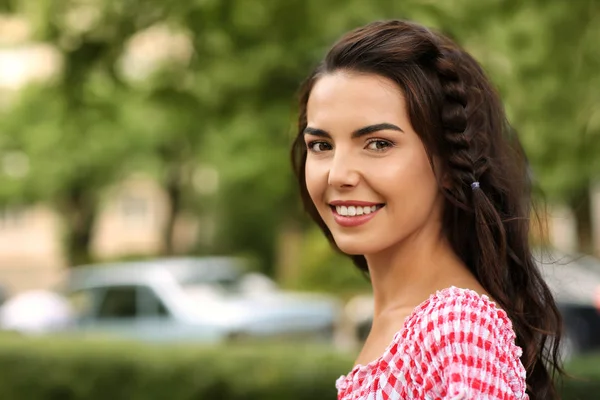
[291, 20, 563, 399]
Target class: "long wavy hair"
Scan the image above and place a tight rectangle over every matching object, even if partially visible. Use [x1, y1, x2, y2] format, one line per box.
[291, 20, 563, 399]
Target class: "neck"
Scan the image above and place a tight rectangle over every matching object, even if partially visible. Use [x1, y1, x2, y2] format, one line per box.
[365, 221, 468, 317]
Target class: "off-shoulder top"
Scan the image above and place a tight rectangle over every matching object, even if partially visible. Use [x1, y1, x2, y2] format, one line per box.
[336, 286, 528, 399]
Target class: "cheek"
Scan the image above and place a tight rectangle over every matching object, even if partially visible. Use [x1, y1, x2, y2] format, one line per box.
[373, 150, 439, 208]
[304, 159, 327, 204]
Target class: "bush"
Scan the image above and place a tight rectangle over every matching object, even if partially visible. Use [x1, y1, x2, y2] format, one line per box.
[561, 352, 600, 400]
[0, 335, 354, 400]
[0, 335, 598, 399]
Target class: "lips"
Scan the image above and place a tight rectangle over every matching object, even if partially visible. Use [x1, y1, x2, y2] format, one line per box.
[329, 201, 384, 215]
[328, 201, 385, 227]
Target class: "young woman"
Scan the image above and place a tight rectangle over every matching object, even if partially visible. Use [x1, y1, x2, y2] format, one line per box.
[291, 20, 563, 399]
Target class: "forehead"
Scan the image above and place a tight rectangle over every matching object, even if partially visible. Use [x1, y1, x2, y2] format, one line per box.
[306, 71, 407, 125]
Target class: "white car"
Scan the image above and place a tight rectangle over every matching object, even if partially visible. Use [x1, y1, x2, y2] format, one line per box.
[56, 257, 342, 344]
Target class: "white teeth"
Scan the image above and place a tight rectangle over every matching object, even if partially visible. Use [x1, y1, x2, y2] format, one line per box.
[334, 204, 381, 216]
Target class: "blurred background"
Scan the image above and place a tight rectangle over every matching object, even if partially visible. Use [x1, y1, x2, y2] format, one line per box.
[0, 0, 598, 399]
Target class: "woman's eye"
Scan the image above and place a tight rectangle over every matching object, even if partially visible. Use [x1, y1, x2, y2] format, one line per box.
[307, 141, 332, 153]
[366, 139, 393, 151]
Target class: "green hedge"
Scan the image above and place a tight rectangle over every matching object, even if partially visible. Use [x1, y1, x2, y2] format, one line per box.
[560, 353, 600, 400]
[0, 335, 598, 399]
[0, 335, 354, 400]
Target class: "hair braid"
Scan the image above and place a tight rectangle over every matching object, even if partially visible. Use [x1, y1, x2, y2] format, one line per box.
[434, 40, 515, 310]
[434, 45, 481, 206]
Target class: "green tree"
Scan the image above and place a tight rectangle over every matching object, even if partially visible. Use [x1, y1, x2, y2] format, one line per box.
[0, 0, 174, 265]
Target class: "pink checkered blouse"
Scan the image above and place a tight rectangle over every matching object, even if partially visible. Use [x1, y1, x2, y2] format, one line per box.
[336, 286, 529, 399]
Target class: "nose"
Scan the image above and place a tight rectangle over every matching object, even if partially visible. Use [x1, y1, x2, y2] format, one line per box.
[327, 151, 360, 189]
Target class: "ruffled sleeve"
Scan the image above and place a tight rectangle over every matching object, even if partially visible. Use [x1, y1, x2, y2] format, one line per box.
[419, 288, 528, 399]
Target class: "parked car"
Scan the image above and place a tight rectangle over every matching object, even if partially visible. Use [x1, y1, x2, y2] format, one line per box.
[55, 256, 342, 344]
[345, 251, 600, 360]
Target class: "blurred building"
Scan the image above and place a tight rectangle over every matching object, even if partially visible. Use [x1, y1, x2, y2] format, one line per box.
[0, 174, 200, 294]
[0, 204, 65, 293]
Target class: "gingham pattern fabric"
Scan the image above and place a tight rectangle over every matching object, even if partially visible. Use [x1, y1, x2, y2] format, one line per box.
[336, 286, 528, 399]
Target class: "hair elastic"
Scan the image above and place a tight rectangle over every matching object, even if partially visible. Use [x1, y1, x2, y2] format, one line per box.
[471, 181, 480, 190]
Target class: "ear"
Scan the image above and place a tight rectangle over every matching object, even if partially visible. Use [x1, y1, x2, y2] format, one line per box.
[431, 156, 452, 190]
[440, 170, 453, 190]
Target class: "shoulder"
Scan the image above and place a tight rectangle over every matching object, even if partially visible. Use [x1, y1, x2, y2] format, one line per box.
[404, 286, 528, 399]
[411, 286, 516, 346]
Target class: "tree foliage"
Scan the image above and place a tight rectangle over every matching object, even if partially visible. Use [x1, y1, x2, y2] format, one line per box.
[0, 0, 597, 271]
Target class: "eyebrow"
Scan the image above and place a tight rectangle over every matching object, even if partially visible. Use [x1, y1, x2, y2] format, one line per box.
[303, 123, 404, 138]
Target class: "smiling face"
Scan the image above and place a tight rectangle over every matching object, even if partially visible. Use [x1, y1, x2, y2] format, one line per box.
[303, 71, 444, 256]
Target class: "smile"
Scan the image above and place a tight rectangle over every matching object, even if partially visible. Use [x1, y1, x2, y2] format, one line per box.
[333, 204, 383, 216]
[329, 203, 385, 227]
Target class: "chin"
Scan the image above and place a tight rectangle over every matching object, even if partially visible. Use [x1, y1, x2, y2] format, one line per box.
[333, 238, 382, 256]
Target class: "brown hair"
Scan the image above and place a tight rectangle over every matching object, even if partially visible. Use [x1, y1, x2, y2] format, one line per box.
[291, 20, 563, 398]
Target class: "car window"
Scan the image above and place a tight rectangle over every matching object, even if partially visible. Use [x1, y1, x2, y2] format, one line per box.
[97, 285, 170, 319]
[97, 286, 137, 319]
[138, 286, 170, 317]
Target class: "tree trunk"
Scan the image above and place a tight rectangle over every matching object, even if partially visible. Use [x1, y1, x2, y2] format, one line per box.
[162, 164, 183, 255]
[570, 188, 593, 254]
[59, 189, 97, 267]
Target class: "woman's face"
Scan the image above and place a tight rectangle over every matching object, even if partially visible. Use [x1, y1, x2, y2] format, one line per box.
[303, 71, 443, 256]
